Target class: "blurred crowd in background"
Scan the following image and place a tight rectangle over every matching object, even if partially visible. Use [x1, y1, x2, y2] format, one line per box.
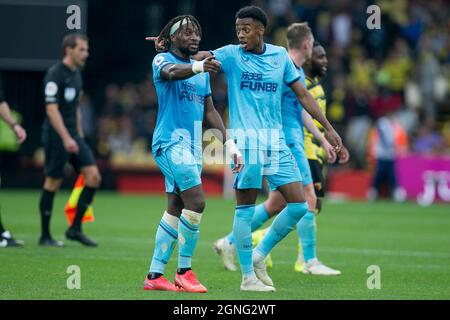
[79, 0, 449, 169]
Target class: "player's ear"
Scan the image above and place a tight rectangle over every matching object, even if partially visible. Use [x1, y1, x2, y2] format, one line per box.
[257, 24, 265, 36]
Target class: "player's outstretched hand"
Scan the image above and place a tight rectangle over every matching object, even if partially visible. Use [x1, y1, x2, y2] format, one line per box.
[63, 136, 79, 154]
[322, 140, 337, 164]
[325, 129, 343, 153]
[202, 56, 221, 73]
[232, 154, 244, 173]
[145, 36, 166, 52]
[337, 145, 350, 164]
[13, 124, 27, 144]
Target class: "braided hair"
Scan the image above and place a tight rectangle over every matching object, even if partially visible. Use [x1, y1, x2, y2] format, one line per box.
[157, 15, 202, 52]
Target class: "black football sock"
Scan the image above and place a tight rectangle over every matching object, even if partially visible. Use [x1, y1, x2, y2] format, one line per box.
[39, 190, 55, 239]
[177, 268, 192, 275]
[148, 272, 163, 280]
[72, 187, 96, 232]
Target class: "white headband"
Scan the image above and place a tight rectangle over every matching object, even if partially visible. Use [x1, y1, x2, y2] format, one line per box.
[170, 18, 189, 36]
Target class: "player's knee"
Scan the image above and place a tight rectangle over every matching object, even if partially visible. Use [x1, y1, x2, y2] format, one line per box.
[268, 201, 286, 215]
[192, 199, 205, 213]
[184, 196, 205, 213]
[85, 170, 101, 187]
[44, 178, 62, 192]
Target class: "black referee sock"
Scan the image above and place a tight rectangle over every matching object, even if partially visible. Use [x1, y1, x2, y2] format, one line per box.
[72, 186, 96, 232]
[39, 190, 55, 239]
[0, 209, 5, 234]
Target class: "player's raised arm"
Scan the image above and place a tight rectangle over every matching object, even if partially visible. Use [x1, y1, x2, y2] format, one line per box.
[301, 109, 336, 163]
[289, 80, 342, 150]
[204, 96, 243, 173]
[160, 56, 220, 81]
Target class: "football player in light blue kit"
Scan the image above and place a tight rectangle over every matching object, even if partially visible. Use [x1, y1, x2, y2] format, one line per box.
[148, 6, 343, 292]
[214, 23, 347, 276]
[201, 6, 343, 291]
[143, 15, 242, 293]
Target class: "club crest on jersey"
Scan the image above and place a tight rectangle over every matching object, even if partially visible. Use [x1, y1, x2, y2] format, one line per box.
[64, 87, 77, 102]
[271, 58, 280, 68]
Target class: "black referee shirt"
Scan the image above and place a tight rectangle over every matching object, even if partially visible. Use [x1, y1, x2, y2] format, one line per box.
[43, 62, 83, 135]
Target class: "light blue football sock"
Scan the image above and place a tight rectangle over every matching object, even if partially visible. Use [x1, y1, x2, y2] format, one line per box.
[225, 203, 270, 245]
[255, 202, 308, 257]
[149, 212, 179, 274]
[296, 211, 316, 262]
[178, 209, 202, 269]
[233, 204, 256, 277]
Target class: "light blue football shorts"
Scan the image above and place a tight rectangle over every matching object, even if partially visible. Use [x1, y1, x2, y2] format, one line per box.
[153, 142, 202, 194]
[233, 148, 302, 191]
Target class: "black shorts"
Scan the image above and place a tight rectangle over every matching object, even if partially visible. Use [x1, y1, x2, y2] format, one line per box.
[42, 130, 95, 178]
[308, 159, 325, 198]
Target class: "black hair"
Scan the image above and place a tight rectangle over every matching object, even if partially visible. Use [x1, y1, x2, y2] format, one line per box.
[62, 33, 88, 56]
[157, 15, 202, 52]
[235, 5, 268, 27]
[313, 41, 322, 48]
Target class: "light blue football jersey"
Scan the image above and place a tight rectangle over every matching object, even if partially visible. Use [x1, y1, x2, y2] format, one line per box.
[151, 51, 211, 156]
[282, 64, 307, 146]
[212, 44, 300, 150]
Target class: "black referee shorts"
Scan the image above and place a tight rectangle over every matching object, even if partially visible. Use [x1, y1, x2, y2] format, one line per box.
[308, 159, 325, 198]
[42, 131, 95, 179]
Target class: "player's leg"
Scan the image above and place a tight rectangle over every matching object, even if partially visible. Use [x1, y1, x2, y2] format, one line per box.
[38, 177, 64, 246]
[162, 143, 207, 292]
[294, 182, 316, 271]
[145, 146, 185, 291]
[233, 149, 275, 291]
[253, 181, 307, 286]
[214, 190, 282, 271]
[234, 187, 259, 277]
[252, 149, 307, 286]
[235, 188, 275, 292]
[301, 159, 341, 275]
[174, 184, 208, 293]
[250, 191, 286, 268]
[0, 209, 24, 248]
[145, 192, 183, 292]
[296, 156, 341, 275]
[65, 137, 101, 246]
[0, 174, 24, 247]
[39, 131, 66, 246]
[291, 150, 316, 272]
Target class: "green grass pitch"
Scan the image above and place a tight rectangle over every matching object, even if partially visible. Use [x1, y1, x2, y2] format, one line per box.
[1, 190, 449, 300]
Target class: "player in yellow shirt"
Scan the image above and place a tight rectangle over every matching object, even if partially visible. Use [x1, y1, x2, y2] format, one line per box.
[303, 42, 329, 215]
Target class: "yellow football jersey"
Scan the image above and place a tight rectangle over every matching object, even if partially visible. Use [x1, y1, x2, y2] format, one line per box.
[303, 76, 327, 163]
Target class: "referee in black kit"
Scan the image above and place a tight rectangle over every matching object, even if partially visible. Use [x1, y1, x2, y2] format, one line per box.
[39, 33, 101, 247]
[0, 71, 27, 247]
